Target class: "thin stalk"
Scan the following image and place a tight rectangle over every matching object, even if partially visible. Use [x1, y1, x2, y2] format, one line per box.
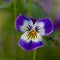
[14, 0, 17, 59]
[27, 0, 33, 17]
[14, 0, 16, 19]
[33, 49, 37, 60]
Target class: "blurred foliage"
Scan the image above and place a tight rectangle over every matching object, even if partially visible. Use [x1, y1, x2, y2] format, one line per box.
[0, 0, 60, 60]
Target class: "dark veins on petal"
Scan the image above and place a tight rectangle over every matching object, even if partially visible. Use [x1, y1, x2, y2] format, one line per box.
[35, 26, 41, 32]
[26, 25, 32, 31]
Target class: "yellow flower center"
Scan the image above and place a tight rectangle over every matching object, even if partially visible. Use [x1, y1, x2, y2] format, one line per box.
[27, 30, 37, 39]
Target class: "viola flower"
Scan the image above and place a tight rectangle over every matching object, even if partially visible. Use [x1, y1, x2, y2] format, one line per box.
[15, 14, 53, 51]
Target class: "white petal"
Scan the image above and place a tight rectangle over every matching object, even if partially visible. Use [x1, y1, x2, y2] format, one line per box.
[34, 22, 45, 36]
[21, 20, 33, 32]
[20, 32, 31, 42]
[18, 32, 44, 51]
[20, 31, 43, 43]
[32, 33, 43, 42]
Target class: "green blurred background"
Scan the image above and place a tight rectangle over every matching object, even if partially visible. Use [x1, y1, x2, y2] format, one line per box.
[0, 0, 60, 60]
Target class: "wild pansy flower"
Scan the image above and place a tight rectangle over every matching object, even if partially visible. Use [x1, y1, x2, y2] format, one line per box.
[15, 14, 53, 51]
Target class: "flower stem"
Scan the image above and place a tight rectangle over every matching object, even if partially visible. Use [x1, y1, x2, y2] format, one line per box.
[33, 49, 37, 60]
[27, 0, 33, 17]
[14, 0, 16, 19]
[14, 0, 17, 59]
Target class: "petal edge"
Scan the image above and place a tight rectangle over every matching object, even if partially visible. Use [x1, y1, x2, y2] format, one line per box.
[34, 17, 53, 36]
[15, 14, 33, 32]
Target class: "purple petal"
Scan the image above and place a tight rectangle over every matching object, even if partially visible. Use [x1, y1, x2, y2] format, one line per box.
[18, 32, 44, 51]
[30, 18, 38, 24]
[15, 14, 33, 32]
[54, 20, 60, 30]
[18, 39, 43, 51]
[35, 18, 53, 36]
